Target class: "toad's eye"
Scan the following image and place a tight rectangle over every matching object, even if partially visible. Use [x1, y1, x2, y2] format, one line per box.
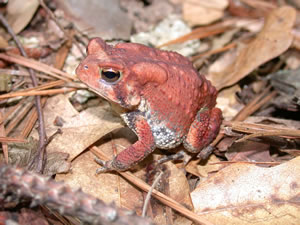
[100, 68, 122, 83]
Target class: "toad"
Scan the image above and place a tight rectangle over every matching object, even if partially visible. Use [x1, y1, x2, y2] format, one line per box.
[76, 38, 222, 172]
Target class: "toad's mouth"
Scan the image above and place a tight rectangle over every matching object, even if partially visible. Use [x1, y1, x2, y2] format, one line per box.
[83, 84, 110, 102]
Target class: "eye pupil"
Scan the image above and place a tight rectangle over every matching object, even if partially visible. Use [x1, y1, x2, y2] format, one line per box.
[103, 71, 118, 79]
[100, 68, 121, 83]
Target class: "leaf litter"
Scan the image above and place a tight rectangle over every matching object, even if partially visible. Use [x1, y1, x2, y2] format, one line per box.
[0, 0, 300, 224]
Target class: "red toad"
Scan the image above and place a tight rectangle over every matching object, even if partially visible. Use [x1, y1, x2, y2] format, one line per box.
[76, 38, 222, 172]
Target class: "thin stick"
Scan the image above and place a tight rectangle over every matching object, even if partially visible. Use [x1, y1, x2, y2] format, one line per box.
[210, 85, 274, 147]
[191, 42, 237, 61]
[0, 13, 46, 173]
[20, 98, 47, 139]
[0, 136, 27, 143]
[142, 171, 163, 217]
[6, 101, 34, 135]
[0, 53, 74, 81]
[0, 98, 27, 125]
[0, 87, 76, 99]
[0, 68, 52, 79]
[0, 80, 66, 99]
[0, 111, 8, 163]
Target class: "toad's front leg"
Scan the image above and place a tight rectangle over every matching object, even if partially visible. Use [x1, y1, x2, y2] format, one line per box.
[96, 112, 156, 173]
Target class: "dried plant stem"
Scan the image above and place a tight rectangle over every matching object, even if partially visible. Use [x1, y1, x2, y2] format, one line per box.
[0, 13, 46, 173]
[233, 85, 275, 121]
[0, 137, 26, 143]
[0, 53, 74, 81]
[211, 84, 275, 146]
[224, 121, 300, 141]
[5, 101, 34, 135]
[0, 80, 66, 99]
[191, 42, 237, 61]
[0, 111, 8, 163]
[20, 98, 47, 139]
[0, 87, 76, 99]
[142, 171, 163, 217]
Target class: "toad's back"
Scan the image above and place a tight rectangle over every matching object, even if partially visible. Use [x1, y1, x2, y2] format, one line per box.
[113, 42, 218, 136]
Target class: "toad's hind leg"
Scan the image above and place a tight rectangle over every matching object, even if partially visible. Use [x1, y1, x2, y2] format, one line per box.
[183, 107, 222, 154]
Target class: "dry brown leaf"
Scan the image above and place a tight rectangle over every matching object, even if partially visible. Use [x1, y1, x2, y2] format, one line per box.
[185, 154, 223, 178]
[183, 0, 228, 26]
[209, 6, 296, 90]
[148, 161, 194, 224]
[6, 0, 39, 34]
[191, 157, 300, 224]
[208, 47, 238, 74]
[217, 84, 243, 118]
[0, 35, 9, 48]
[56, 135, 193, 223]
[57, 0, 132, 40]
[167, 161, 193, 209]
[46, 108, 123, 161]
[55, 130, 140, 209]
[31, 94, 123, 160]
[56, 150, 145, 212]
[56, 130, 145, 211]
[245, 116, 300, 130]
[57, 125, 194, 222]
[225, 140, 272, 162]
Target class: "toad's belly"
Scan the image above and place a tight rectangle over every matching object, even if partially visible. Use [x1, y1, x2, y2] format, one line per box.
[139, 98, 186, 149]
[144, 111, 185, 149]
[149, 123, 184, 149]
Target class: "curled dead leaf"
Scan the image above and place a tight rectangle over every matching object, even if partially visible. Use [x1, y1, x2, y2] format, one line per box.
[191, 157, 300, 224]
[6, 0, 39, 34]
[183, 0, 229, 26]
[209, 6, 296, 90]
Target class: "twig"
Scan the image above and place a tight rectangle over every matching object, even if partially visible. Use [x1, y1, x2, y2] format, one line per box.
[0, 53, 74, 81]
[0, 87, 76, 99]
[0, 98, 27, 125]
[0, 68, 52, 80]
[142, 171, 163, 217]
[0, 13, 47, 173]
[5, 101, 34, 135]
[0, 80, 66, 99]
[0, 136, 27, 143]
[0, 111, 8, 163]
[20, 98, 47, 139]
[191, 42, 237, 61]
[210, 84, 275, 147]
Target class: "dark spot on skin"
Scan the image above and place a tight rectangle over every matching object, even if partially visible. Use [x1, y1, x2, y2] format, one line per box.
[114, 85, 128, 108]
[123, 113, 137, 131]
[84, 65, 88, 70]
